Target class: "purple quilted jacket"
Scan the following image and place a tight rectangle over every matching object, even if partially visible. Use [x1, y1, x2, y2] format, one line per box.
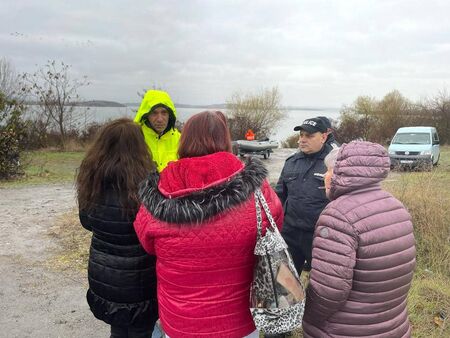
[303, 141, 416, 338]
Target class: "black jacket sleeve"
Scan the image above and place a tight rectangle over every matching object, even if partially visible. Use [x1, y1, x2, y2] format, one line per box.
[79, 209, 92, 232]
[275, 164, 287, 204]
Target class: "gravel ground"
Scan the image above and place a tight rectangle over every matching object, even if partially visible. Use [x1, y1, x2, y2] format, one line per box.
[0, 184, 109, 338]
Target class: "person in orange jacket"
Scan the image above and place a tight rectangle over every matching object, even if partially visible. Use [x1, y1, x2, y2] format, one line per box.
[246, 129, 255, 140]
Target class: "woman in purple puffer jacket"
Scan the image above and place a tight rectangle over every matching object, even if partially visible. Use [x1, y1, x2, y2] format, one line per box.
[303, 141, 416, 338]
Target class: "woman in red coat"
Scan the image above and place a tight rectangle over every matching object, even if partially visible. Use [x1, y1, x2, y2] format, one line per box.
[134, 111, 283, 338]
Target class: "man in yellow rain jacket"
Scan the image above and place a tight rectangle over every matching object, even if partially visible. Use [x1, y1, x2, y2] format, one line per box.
[134, 90, 181, 172]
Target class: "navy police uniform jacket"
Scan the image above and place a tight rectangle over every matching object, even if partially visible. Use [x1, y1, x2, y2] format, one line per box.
[275, 144, 332, 235]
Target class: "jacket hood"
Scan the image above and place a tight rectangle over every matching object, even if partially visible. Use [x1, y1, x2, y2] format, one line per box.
[139, 152, 268, 224]
[158, 152, 245, 198]
[134, 90, 177, 132]
[330, 141, 390, 200]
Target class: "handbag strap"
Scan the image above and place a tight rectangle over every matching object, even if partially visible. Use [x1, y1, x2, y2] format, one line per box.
[255, 189, 263, 239]
[255, 188, 278, 239]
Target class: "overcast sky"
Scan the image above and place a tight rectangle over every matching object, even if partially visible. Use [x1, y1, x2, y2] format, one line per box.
[1, 0, 450, 107]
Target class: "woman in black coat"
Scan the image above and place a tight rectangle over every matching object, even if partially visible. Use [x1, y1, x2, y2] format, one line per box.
[76, 118, 158, 338]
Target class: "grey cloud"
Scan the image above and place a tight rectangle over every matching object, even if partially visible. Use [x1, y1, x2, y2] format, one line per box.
[1, 0, 450, 106]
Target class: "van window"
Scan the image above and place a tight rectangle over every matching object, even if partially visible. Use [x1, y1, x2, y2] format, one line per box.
[433, 132, 439, 142]
[392, 133, 431, 145]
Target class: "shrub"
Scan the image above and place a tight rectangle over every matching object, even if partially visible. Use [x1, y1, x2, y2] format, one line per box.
[0, 128, 21, 179]
[21, 60, 90, 150]
[21, 118, 51, 150]
[0, 93, 27, 179]
[282, 133, 299, 148]
[335, 89, 450, 145]
[226, 87, 285, 140]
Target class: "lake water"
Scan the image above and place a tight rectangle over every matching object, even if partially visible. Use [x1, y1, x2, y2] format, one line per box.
[71, 105, 341, 142]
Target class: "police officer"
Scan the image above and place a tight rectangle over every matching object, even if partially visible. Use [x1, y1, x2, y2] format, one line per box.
[275, 117, 333, 274]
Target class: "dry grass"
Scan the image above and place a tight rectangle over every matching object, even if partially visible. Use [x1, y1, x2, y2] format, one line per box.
[62, 139, 86, 152]
[384, 146, 450, 337]
[385, 172, 450, 275]
[407, 270, 450, 337]
[46, 208, 90, 272]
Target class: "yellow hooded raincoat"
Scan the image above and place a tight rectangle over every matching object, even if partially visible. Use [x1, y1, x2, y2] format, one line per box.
[134, 90, 181, 172]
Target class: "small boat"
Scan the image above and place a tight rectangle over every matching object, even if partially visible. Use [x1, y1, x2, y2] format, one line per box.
[235, 139, 279, 159]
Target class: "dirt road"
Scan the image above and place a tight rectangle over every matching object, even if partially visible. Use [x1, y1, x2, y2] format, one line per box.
[0, 149, 294, 338]
[0, 184, 109, 338]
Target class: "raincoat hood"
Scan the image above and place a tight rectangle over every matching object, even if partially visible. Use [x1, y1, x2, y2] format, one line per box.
[329, 141, 391, 200]
[134, 90, 177, 132]
[133, 90, 180, 172]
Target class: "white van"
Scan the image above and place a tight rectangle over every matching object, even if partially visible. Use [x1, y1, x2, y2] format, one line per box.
[388, 126, 440, 168]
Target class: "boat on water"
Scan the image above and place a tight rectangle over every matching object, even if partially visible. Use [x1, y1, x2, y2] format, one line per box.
[234, 139, 279, 159]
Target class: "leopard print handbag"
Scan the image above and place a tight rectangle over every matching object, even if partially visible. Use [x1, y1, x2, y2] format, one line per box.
[250, 188, 306, 334]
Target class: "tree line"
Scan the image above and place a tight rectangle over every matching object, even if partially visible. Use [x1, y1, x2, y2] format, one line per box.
[335, 90, 450, 145]
[283, 89, 450, 148]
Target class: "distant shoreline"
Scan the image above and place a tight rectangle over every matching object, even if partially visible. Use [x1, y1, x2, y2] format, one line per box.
[25, 100, 337, 111]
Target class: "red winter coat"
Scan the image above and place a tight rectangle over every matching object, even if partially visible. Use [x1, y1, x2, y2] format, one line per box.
[134, 152, 283, 338]
[303, 141, 416, 337]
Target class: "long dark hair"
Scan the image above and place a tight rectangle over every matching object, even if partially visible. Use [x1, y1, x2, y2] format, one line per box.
[76, 118, 154, 211]
[178, 111, 232, 158]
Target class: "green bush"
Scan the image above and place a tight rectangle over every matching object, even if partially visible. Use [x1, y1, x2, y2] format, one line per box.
[0, 92, 27, 179]
[0, 128, 21, 179]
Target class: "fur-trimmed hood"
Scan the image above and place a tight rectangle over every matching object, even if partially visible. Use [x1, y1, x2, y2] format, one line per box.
[139, 152, 268, 225]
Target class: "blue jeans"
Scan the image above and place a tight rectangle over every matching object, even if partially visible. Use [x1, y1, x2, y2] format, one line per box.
[151, 323, 163, 338]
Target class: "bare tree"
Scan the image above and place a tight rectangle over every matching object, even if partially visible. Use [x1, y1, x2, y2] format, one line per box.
[421, 89, 450, 144]
[339, 96, 378, 141]
[336, 91, 414, 144]
[137, 84, 165, 99]
[226, 87, 285, 140]
[0, 57, 22, 100]
[376, 90, 412, 142]
[21, 60, 89, 149]
[336, 89, 450, 145]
